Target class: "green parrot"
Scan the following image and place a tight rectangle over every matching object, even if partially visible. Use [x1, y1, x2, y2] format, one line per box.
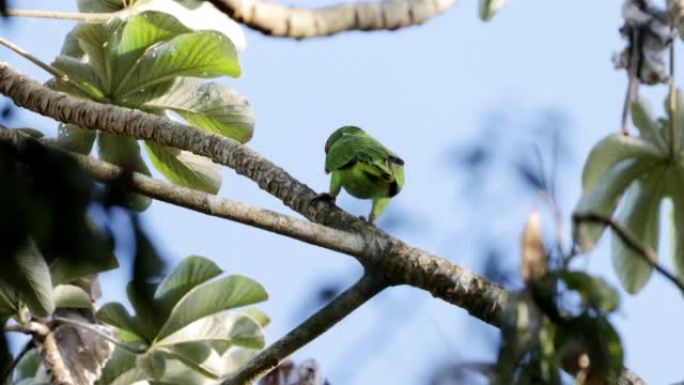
[314, 126, 405, 225]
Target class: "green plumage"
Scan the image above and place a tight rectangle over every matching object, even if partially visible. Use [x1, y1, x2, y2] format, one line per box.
[320, 126, 405, 224]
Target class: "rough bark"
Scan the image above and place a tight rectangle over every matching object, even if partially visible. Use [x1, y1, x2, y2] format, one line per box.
[205, 0, 457, 38]
[0, 63, 648, 385]
[0, 62, 507, 326]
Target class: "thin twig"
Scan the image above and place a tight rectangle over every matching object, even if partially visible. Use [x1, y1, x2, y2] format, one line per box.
[0, 62, 509, 326]
[222, 272, 387, 385]
[52, 316, 146, 355]
[0, 64, 647, 385]
[0, 38, 107, 103]
[0, 128, 367, 258]
[573, 212, 684, 295]
[6, 9, 114, 22]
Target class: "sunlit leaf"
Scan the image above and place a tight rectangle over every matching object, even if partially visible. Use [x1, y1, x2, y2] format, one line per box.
[131, 0, 247, 51]
[53, 284, 92, 309]
[145, 141, 222, 194]
[574, 160, 655, 252]
[155, 275, 267, 342]
[631, 98, 666, 150]
[155, 256, 222, 313]
[96, 348, 145, 385]
[581, 134, 663, 192]
[137, 349, 167, 380]
[97, 302, 147, 342]
[611, 172, 665, 294]
[115, 31, 240, 96]
[108, 11, 190, 89]
[51, 55, 106, 100]
[156, 311, 264, 349]
[123, 78, 254, 143]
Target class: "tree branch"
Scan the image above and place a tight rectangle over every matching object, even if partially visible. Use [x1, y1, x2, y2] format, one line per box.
[0, 62, 506, 326]
[204, 0, 457, 38]
[223, 272, 386, 385]
[573, 212, 684, 296]
[0, 127, 368, 257]
[5, 9, 113, 22]
[0, 63, 647, 385]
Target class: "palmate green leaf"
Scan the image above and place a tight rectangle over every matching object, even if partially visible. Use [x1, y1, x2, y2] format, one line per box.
[53, 284, 92, 309]
[631, 99, 667, 151]
[155, 256, 222, 313]
[574, 159, 657, 252]
[0, 242, 55, 317]
[98, 133, 152, 210]
[145, 141, 222, 194]
[108, 11, 191, 90]
[242, 307, 270, 327]
[15, 348, 41, 381]
[671, 172, 684, 280]
[560, 272, 619, 314]
[611, 170, 665, 294]
[581, 133, 664, 191]
[137, 350, 167, 380]
[60, 26, 85, 58]
[122, 78, 254, 143]
[51, 55, 106, 100]
[96, 302, 147, 342]
[96, 348, 145, 385]
[115, 31, 240, 97]
[479, 0, 505, 21]
[159, 342, 223, 380]
[672, 89, 684, 153]
[156, 311, 264, 349]
[55, 124, 96, 155]
[155, 275, 267, 342]
[77, 21, 121, 92]
[133, 0, 247, 51]
[78, 0, 128, 12]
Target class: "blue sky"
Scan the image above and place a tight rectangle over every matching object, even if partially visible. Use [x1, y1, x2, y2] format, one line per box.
[2, 0, 683, 383]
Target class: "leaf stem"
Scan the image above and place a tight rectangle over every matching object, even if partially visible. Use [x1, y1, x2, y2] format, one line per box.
[5, 9, 115, 22]
[0, 37, 108, 103]
[572, 212, 684, 296]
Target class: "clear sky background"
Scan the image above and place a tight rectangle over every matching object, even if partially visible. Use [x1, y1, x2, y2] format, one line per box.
[2, 0, 683, 384]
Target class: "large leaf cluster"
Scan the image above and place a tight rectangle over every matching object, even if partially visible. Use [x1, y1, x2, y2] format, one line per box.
[0, 136, 117, 320]
[51, 3, 255, 208]
[494, 271, 623, 385]
[94, 256, 268, 385]
[574, 95, 684, 293]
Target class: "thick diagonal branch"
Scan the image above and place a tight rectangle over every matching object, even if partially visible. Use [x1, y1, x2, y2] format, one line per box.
[0, 128, 368, 257]
[205, 0, 457, 38]
[223, 272, 386, 385]
[0, 63, 647, 385]
[0, 62, 506, 326]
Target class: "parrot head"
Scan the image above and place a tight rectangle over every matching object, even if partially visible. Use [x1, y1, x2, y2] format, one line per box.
[324, 126, 365, 153]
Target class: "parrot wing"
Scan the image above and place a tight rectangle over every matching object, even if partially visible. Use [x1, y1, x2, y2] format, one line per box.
[326, 136, 396, 182]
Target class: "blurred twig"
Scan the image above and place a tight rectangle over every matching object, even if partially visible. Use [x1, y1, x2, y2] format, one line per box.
[573, 211, 684, 295]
